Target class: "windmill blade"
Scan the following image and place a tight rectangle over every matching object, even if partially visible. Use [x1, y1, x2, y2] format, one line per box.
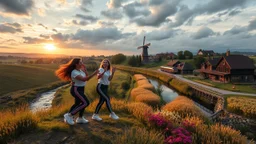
[145, 43, 151, 47]
[137, 46, 143, 49]
[143, 36, 146, 45]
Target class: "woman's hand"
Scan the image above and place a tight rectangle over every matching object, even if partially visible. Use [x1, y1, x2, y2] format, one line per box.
[81, 64, 87, 72]
[112, 67, 116, 73]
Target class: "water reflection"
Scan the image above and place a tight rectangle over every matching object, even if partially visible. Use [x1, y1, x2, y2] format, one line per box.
[148, 78, 178, 103]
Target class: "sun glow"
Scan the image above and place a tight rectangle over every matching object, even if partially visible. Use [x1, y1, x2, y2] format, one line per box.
[44, 44, 56, 51]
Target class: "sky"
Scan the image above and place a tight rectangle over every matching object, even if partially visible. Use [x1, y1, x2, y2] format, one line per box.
[0, 0, 256, 56]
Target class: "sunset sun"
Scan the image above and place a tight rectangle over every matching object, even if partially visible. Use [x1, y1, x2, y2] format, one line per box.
[44, 44, 56, 51]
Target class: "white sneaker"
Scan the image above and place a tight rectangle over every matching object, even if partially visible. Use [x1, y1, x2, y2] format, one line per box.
[64, 113, 75, 125]
[76, 117, 89, 124]
[92, 114, 102, 121]
[109, 112, 119, 120]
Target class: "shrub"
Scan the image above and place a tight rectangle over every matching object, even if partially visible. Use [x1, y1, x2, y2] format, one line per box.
[162, 96, 204, 119]
[135, 93, 160, 107]
[121, 82, 130, 91]
[112, 127, 164, 144]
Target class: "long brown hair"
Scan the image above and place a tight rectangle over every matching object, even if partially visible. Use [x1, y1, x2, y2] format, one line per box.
[99, 59, 111, 71]
[55, 58, 80, 81]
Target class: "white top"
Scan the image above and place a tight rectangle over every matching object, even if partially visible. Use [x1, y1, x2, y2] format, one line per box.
[98, 68, 112, 85]
[71, 69, 86, 87]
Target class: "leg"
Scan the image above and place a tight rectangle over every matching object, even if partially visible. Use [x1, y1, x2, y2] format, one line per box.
[94, 94, 105, 114]
[79, 94, 90, 117]
[97, 84, 113, 113]
[70, 87, 89, 116]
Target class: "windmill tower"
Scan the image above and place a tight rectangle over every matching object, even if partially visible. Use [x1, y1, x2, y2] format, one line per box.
[137, 36, 151, 63]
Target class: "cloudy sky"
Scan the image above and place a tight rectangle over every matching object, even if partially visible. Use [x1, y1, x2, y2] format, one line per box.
[0, 0, 256, 56]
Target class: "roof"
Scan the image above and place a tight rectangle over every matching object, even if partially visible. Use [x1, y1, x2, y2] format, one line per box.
[167, 60, 180, 67]
[208, 58, 220, 67]
[177, 62, 194, 70]
[222, 55, 255, 69]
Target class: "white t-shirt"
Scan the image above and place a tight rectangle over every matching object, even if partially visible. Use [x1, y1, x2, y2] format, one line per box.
[98, 68, 112, 85]
[71, 69, 86, 87]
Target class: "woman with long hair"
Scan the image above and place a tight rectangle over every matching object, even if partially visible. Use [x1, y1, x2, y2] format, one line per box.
[92, 59, 119, 121]
[55, 58, 98, 125]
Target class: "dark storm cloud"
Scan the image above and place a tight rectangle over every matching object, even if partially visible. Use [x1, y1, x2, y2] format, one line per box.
[0, 0, 33, 16]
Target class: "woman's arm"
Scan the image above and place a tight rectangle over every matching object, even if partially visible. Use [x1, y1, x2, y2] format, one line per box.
[97, 68, 106, 79]
[108, 67, 116, 81]
[75, 70, 98, 81]
[81, 64, 89, 76]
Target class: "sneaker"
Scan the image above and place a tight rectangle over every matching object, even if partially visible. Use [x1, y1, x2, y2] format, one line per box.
[92, 114, 102, 121]
[109, 112, 119, 120]
[76, 117, 89, 124]
[64, 113, 75, 125]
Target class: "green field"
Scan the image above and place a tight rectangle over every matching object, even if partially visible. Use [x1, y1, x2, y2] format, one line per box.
[0, 64, 60, 96]
[184, 76, 256, 94]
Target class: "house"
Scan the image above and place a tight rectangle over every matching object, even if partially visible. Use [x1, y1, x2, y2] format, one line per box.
[176, 62, 194, 74]
[200, 50, 255, 83]
[162, 60, 194, 74]
[197, 49, 215, 56]
[167, 60, 181, 67]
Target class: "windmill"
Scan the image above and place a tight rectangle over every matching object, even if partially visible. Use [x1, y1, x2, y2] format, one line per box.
[137, 36, 151, 63]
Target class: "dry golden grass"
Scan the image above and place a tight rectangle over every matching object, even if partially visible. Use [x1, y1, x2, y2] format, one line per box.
[87, 98, 128, 113]
[227, 97, 256, 119]
[112, 127, 164, 144]
[133, 74, 147, 81]
[136, 79, 155, 91]
[0, 105, 39, 143]
[127, 102, 153, 124]
[192, 124, 251, 144]
[130, 88, 152, 100]
[162, 96, 204, 119]
[169, 79, 193, 96]
[135, 93, 160, 107]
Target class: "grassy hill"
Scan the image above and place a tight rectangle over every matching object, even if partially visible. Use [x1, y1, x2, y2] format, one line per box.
[0, 64, 60, 96]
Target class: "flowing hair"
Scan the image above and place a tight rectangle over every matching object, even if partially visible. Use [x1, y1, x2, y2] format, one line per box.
[99, 59, 112, 71]
[55, 58, 80, 81]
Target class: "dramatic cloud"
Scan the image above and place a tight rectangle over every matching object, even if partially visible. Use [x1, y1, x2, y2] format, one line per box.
[0, 0, 33, 16]
[97, 21, 115, 27]
[23, 37, 50, 44]
[248, 18, 256, 31]
[81, 0, 93, 6]
[146, 29, 178, 41]
[0, 23, 22, 33]
[73, 27, 135, 44]
[107, 0, 128, 9]
[51, 33, 70, 43]
[228, 9, 242, 16]
[169, 0, 249, 28]
[75, 14, 98, 23]
[149, 0, 165, 6]
[192, 26, 215, 39]
[72, 20, 88, 26]
[131, 0, 180, 27]
[123, 2, 150, 18]
[224, 26, 247, 35]
[39, 34, 50, 39]
[38, 23, 48, 29]
[101, 9, 123, 20]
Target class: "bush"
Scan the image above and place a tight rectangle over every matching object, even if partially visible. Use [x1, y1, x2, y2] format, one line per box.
[162, 96, 204, 119]
[121, 82, 130, 91]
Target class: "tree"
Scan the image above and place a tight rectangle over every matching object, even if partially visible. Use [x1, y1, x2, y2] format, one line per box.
[194, 56, 206, 69]
[184, 50, 193, 59]
[128, 55, 137, 67]
[111, 53, 126, 64]
[177, 51, 185, 59]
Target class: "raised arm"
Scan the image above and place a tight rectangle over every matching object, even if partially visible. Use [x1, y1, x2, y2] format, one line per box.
[75, 70, 98, 81]
[97, 68, 106, 79]
[108, 67, 116, 81]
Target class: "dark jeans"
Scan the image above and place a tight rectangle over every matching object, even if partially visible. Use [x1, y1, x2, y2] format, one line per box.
[94, 83, 113, 114]
[69, 86, 90, 117]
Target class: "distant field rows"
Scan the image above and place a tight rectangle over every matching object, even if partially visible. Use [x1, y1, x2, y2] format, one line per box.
[0, 64, 60, 96]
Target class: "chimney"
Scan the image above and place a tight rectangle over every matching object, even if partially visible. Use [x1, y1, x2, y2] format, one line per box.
[226, 49, 230, 56]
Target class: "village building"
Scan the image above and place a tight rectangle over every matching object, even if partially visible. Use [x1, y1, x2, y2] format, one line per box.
[200, 50, 255, 83]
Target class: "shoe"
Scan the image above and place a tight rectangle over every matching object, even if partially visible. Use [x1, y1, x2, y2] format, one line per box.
[64, 113, 75, 125]
[92, 114, 102, 121]
[109, 112, 119, 120]
[76, 116, 89, 124]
